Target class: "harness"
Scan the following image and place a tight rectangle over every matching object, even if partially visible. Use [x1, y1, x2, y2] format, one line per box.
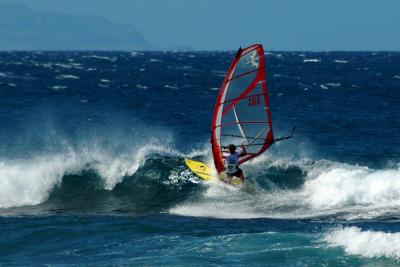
[226, 163, 238, 174]
[225, 153, 239, 174]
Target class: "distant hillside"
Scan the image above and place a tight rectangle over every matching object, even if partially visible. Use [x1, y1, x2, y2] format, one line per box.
[0, 4, 152, 50]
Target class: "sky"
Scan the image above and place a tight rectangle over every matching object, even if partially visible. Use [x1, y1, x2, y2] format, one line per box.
[1, 0, 400, 50]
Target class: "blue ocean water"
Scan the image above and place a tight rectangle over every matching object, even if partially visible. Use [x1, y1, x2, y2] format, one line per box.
[0, 51, 400, 266]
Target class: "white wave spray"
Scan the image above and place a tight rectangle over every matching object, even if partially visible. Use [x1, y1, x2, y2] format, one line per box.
[324, 226, 400, 260]
[0, 141, 201, 209]
[170, 154, 400, 220]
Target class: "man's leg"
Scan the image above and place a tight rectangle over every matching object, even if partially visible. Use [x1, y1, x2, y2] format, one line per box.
[237, 168, 244, 182]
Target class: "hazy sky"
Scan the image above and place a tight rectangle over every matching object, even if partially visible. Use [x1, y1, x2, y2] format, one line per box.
[1, 0, 400, 50]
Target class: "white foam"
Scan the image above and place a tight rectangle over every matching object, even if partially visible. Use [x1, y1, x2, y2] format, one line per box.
[51, 85, 67, 91]
[394, 75, 400, 80]
[170, 150, 400, 220]
[301, 165, 400, 209]
[170, 184, 262, 219]
[56, 74, 80, 80]
[131, 52, 143, 57]
[84, 55, 115, 61]
[136, 84, 148, 90]
[98, 144, 183, 189]
[326, 83, 341, 87]
[303, 59, 320, 63]
[0, 153, 84, 208]
[53, 63, 83, 70]
[0, 134, 191, 208]
[324, 227, 400, 259]
[165, 169, 199, 187]
[164, 85, 179, 90]
[169, 155, 314, 219]
[334, 60, 348, 64]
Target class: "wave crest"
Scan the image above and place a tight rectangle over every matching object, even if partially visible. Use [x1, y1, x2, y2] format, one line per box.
[324, 226, 400, 260]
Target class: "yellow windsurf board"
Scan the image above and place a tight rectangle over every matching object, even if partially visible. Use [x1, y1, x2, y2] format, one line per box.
[184, 159, 243, 186]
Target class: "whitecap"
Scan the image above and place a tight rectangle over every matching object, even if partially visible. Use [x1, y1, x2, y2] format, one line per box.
[53, 63, 83, 70]
[303, 59, 320, 63]
[51, 85, 67, 91]
[131, 52, 144, 57]
[85, 55, 115, 61]
[326, 83, 341, 87]
[164, 85, 179, 90]
[56, 74, 80, 80]
[301, 165, 400, 209]
[136, 84, 148, 90]
[324, 226, 400, 260]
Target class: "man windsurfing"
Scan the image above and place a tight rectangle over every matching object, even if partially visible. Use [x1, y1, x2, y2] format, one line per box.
[185, 44, 295, 187]
[224, 144, 246, 182]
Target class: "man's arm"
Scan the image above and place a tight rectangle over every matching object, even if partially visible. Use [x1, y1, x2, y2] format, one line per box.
[239, 145, 247, 157]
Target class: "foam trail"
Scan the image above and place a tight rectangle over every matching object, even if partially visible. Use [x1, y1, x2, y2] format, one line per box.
[324, 227, 400, 259]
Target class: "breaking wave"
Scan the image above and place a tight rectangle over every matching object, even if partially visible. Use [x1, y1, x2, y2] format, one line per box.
[1, 134, 400, 221]
[324, 226, 400, 260]
[170, 153, 400, 221]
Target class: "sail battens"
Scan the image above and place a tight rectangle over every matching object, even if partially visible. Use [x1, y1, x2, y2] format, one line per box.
[215, 121, 270, 128]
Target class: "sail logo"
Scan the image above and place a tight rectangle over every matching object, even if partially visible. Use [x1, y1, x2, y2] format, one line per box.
[248, 96, 261, 106]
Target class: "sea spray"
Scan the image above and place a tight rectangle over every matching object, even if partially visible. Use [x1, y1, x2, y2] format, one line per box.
[324, 226, 400, 260]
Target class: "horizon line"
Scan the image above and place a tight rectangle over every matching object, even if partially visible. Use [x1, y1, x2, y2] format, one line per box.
[0, 49, 399, 53]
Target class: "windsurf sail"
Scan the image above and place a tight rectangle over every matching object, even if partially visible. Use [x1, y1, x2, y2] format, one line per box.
[211, 44, 274, 174]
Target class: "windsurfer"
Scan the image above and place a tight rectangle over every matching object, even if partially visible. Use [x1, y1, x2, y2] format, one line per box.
[224, 144, 246, 182]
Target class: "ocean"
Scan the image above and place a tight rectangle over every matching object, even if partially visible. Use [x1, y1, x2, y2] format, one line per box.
[0, 50, 400, 266]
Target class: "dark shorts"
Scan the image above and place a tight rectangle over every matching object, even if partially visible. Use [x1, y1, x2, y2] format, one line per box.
[228, 168, 243, 178]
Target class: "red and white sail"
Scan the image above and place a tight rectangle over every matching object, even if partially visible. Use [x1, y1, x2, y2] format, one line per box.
[211, 44, 274, 174]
